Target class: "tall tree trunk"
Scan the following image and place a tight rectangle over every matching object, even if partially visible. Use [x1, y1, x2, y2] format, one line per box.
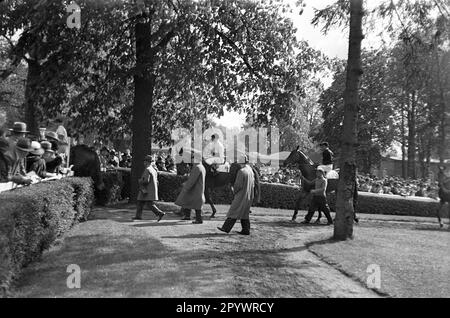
[130, 17, 155, 202]
[401, 105, 407, 178]
[24, 60, 40, 136]
[333, 0, 363, 241]
[407, 91, 416, 179]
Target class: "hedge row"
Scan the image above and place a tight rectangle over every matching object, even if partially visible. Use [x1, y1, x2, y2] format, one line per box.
[0, 177, 94, 297]
[106, 171, 444, 218]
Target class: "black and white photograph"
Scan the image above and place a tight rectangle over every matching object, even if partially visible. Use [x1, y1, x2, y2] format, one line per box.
[0, 0, 449, 303]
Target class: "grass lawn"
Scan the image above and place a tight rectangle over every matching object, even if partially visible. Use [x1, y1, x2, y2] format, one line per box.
[307, 225, 450, 298]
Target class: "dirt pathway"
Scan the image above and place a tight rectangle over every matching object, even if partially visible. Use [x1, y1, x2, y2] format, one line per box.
[13, 203, 380, 297]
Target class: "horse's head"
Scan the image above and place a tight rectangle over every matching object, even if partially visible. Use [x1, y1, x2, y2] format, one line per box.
[283, 146, 314, 168]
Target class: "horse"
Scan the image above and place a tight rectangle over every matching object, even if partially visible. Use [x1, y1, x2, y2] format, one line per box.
[175, 147, 260, 218]
[70, 145, 105, 191]
[283, 146, 358, 223]
[437, 166, 450, 228]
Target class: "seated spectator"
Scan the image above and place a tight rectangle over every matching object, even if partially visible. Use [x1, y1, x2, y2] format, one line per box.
[0, 138, 33, 185]
[26, 141, 56, 179]
[371, 182, 384, 194]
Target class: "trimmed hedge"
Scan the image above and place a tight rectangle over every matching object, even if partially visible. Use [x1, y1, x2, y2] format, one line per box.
[0, 177, 94, 297]
[96, 170, 125, 206]
[102, 170, 445, 218]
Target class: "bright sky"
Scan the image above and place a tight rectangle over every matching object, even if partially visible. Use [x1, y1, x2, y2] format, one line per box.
[214, 0, 388, 128]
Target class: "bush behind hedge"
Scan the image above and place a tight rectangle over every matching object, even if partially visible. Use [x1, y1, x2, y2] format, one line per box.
[0, 177, 94, 297]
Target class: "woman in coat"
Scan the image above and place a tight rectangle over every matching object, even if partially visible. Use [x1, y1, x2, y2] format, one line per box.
[133, 155, 165, 221]
[175, 162, 206, 224]
[218, 155, 255, 235]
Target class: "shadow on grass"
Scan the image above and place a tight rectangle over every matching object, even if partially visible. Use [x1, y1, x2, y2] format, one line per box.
[14, 225, 313, 297]
[162, 233, 230, 239]
[132, 221, 195, 227]
[414, 226, 450, 232]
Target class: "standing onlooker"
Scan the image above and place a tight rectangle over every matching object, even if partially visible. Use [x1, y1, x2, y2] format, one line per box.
[108, 149, 120, 167]
[217, 155, 255, 235]
[175, 160, 206, 224]
[120, 149, 132, 168]
[165, 149, 175, 172]
[300, 167, 333, 225]
[133, 155, 165, 221]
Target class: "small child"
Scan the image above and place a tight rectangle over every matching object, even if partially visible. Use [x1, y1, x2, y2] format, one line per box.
[300, 167, 333, 225]
[133, 155, 165, 222]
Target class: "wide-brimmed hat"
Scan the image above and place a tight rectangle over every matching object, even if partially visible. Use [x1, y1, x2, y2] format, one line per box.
[40, 141, 54, 153]
[30, 141, 44, 156]
[316, 167, 325, 174]
[16, 138, 33, 152]
[45, 131, 68, 145]
[9, 122, 29, 133]
[45, 131, 59, 141]
[143, 155, 154, 162]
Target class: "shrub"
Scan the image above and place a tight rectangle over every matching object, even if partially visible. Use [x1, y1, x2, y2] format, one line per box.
[60, 177, 94, 221]
[96, 170, 124, 206]
[0, 177, 94, 297]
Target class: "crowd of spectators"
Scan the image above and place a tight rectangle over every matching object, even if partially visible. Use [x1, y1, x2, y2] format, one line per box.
[97, 146, 176, 173]
[259, 166, 440, 199]
[356, 174, 439, 199]
[0, 122, 70, 187]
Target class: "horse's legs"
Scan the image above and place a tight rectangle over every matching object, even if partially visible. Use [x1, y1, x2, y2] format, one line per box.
[438, 201, 444, 228]
[292, 195, 303, 221]
[205, 187, 217, 218]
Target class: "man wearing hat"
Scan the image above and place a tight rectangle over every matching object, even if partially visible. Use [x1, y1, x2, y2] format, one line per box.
[318, 142, 334, 176]
[300, 167, 333, 225]
[7, 122, 28, 146]
[43, 132, 66, 172]
[26, 141, 54, 179]
[133, 155, 165, 222]
[0, 137, 33, 185]
[175, 158, 207, 224]
[217, 154, 255, 235]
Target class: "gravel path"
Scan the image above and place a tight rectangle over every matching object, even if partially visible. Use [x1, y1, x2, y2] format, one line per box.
[16, 202, 442, 298]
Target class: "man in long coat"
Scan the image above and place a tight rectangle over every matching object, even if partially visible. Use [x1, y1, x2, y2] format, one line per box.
[133, 155, 165, 221]
[175, 162, 206, 224]
[218, 155, 255, 235]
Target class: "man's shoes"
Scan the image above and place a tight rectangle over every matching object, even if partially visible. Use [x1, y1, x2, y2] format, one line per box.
[237, 230, 250, 235]
[217, 227, 229, 233]
[192, 220, 203, 224]
[132, 216, 142, 221]
[157, 213, 165, 222]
